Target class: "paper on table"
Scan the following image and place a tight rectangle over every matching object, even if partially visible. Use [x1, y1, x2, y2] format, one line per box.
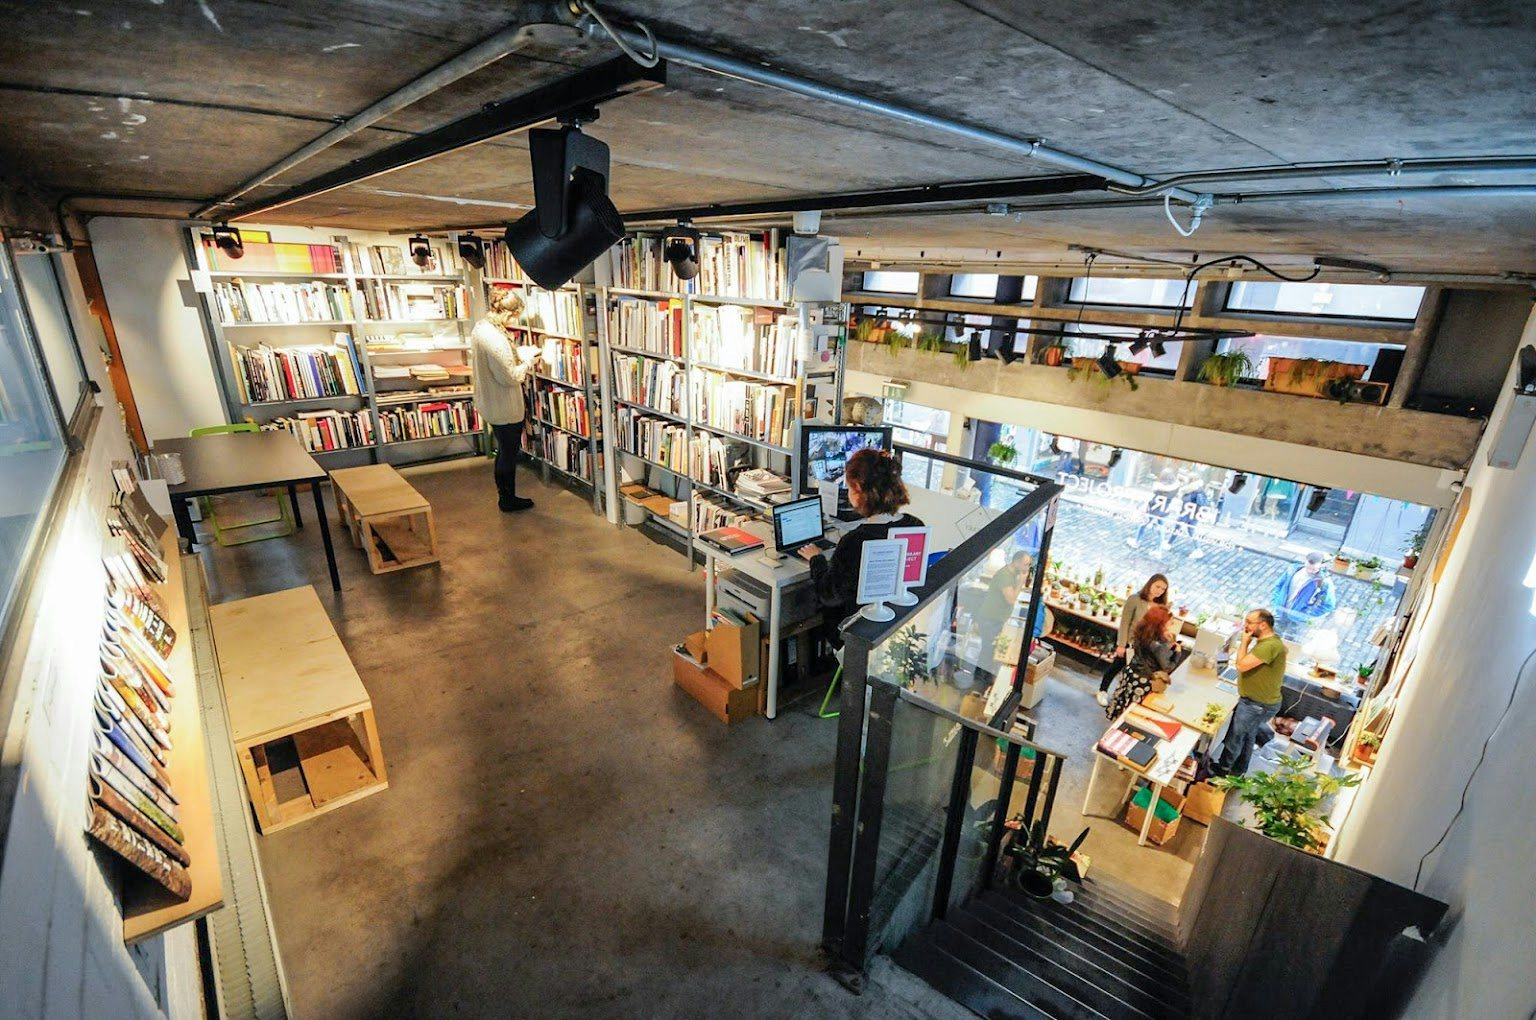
[817, 478, 839, 519]
[856, 539, 904, 604]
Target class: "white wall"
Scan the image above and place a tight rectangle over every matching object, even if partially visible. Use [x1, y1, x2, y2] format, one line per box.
[847, 369, 1461, 508]
[1331, 309, 1536, 1018]
[87, 218, 225, 442]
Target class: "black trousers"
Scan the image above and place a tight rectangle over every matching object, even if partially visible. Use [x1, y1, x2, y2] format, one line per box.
[1099, 648, 1127, 692]
[491, 421, 524, 498]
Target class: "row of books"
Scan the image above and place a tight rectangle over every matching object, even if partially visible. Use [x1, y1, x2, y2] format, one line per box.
[202, 235, 342, 274]
[608, 297, 684, 357]
[212, 279, 354, 324]
[348, 242, 458, 278]
[377, 401, 481, 443]
[228, 338, 366, 404]
[482, 239, 532, 283]
[525, 429, 592, 477]
[690, 374, 794, 448]
[264, 410, 375, 452]
[356, 279, 470, 322]
[612, 354, 686, 415]
[691, 305, 799, 379]
[531, 388, 591, 437]
[692, 493, 753, 533]
[693, 433, 750, 491]
[521, 287, 583, 338]
[606, 232, 785, 300]
[529, 336, 586, 386]
[616, 408, 689, 472]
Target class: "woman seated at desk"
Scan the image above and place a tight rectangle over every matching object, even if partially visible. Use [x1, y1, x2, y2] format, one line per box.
[808, 448, 923, 644]
[1106, 604, 1186, 719]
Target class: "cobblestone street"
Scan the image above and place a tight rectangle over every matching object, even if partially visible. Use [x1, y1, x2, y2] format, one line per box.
[1044, 501, 1401, 670]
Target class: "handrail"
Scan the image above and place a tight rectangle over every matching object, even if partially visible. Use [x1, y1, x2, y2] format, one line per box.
[889, 684, 1070, 763]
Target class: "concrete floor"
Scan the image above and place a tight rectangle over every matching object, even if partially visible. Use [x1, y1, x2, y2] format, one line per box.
[195, 458, 970, 1020]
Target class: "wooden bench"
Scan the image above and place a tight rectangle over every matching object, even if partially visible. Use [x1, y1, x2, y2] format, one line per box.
[211, 586, 388, 834]
[329, 464, 439, 574]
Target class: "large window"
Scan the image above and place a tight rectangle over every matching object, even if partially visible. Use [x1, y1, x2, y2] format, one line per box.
[1216, 334, 1406, 381]
[949, 273, 1039, 302]
[1064, 324, 1183, 373]
[1226, 281, 1424, 321]
[1067, 277, 1193, 309]
[14, 253, 88, 416]
[861, 270, 919, 294]
[883, 399, 950, 490]
[0, 243, 69, 630]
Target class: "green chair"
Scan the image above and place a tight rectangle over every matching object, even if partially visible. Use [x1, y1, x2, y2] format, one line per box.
[189, 423, 294, 546]
[818, 663, 843, 719]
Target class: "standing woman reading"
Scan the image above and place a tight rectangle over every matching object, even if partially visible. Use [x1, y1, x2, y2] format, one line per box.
[471, 288, 542, 512]
[1098, 573, 1171, 707]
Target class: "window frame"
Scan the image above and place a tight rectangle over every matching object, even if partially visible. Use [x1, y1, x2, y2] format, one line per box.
[860, 270, 920, 295]
[1222, 280, 1425, 324]
[1064, 276, 1195, 311]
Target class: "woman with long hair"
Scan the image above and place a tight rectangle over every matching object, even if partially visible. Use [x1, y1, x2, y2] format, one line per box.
[1105, 603, 1184, 718]
[470, 287, 542, 511]
[1097, 573, 1171, 707]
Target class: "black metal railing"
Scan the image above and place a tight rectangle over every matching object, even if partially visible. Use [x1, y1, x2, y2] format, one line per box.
[821, 474, 1070, 990]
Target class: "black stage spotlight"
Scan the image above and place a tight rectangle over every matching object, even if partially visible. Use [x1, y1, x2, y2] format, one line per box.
[1229, 471, 1249, 494]
[996, 337, 1019, 365]
[408, 234, 434, 269]
[1128, 338, 1150, 355]
[505, 122, 625, 290]
[662, 224, 701, 281]
[1097, 348, 1122, 378]
[1108, 448, 1123, 468]
[1307, 487, 1330, 513]
[458, 233, 486, 270]
[212, 224, 244, 260]
[967, 330, 984, 362]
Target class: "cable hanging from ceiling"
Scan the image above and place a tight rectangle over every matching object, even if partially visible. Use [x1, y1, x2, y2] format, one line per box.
[577, 0, 660, 67]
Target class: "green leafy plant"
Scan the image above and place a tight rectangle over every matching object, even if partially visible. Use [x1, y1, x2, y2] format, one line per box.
[852, 318, 878, 344]
[1355, 663, 1376, 683]
[1359, 732, 1381, 750]
[952, 343, 972, 369]
[1287, 357, 1338, 384]
[1200, 702, 1225, 728]
[1067, 357, 1140, 391]
[1211, 754, 1361, 853]
[1357, 555, 1383, 571]
[1001, 817, 1089, 897]
[987, 440, 1018, 466]
[880, 626, 931, 687]
[886, 327, 911, 354]
[1407, 518, 1432, 557]
[1196, 349, 1256, 387]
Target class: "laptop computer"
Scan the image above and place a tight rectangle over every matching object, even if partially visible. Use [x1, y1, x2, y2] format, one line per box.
[771, 496, 834, 560]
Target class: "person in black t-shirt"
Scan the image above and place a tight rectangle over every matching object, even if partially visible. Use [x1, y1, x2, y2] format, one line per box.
[808, 448, 923, 642]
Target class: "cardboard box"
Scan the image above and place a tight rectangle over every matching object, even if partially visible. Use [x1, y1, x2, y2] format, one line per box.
[1124, 786, 1185, 846]
[1182, 780, 1227, 826]
[705, 612, 761, 689]
[672, 649, 758, 725]
[683, 629, 708, 663]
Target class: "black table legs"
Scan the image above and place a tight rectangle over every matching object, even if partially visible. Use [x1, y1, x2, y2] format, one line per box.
[311, 482, 341, 592]
[288, 483, 304, 528]
[171, 496, 196, 553]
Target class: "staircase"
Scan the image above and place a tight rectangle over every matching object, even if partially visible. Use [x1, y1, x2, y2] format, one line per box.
[893, 874, 1191, 1019]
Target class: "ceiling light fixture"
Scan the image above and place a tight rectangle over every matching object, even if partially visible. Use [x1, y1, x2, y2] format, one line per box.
[1128, 339, 1150, 355]
[1307, 487, 1330, 513]
[1097, 348, 1122, 378]
[662, 223, 702, 281]
[457, 233, 486, 270]
[967, 330, 984, 362]
[408, 234, 434, 268]
[505, 115, 625, 289]
[212, 224, 244, 260]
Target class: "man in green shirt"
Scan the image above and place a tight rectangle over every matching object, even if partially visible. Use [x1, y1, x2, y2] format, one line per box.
[1211, 608, 1287, 777]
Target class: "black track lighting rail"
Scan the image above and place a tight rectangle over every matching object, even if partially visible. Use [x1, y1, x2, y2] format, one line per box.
[219, 56, 667, 223]
[852, 304, 1252, 346]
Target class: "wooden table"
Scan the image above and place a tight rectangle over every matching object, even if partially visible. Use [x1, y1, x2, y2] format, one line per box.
[154, 432, 340, 592]
[211, 586, 387, 833]
[329, 464, 439, 574]
[1145, 657, 1242, 738]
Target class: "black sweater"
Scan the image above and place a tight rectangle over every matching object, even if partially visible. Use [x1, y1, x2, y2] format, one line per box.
[809, 513, 924, 634]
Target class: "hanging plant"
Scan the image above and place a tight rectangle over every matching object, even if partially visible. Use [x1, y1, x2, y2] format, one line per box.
[1196, 350, 1256, 387]
[886, 328, 910, 354]
[952, 344, 972, 369]
[987, 440, 1018, 466]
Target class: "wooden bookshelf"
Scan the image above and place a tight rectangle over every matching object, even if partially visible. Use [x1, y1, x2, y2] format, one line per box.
[122, 532, 224, 943]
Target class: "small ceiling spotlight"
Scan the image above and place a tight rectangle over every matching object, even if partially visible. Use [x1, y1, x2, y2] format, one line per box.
[212, 224, 244, 260]
[408, 234, 434, 269]
[967, 329, 984, 362]
[995, 335, 1019, 365]
[662, 223, 701, 281]
[1128, 339, 1150, 355]
[1150, 338, 1168, 359]
[1097, 348, 1122, 379]
[1307, 487, 1330, 513]
[458, 233, 486, 270]
[1108, 448, 1124, 468]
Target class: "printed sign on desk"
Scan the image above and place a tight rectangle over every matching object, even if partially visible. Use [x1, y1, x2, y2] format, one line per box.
[888, 526, 931, 586]
[856, 539, 904, 604]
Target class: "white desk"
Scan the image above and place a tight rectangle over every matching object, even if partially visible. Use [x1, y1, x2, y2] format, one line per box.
[695, 520, 814, 721]
[1083, 707, 1202, 846]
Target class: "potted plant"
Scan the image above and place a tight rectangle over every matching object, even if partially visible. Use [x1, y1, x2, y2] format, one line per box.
[1403, 518, 1431, 569]
[1355, 663, 1376, 687]
[1001, 818, 1089, 899]
[1211, 754, 1361, 854]
[987, 440, 1017, 467]
[1354, 732, 1382, 766]
[1353, 555, 1383, 580]
[1263, 357, 1368, 399]
[1195, 349, 1256, 388]
[914, 329, 945, 354]
[852, 318, 880, 344]
[1035, 338, 1070, 367]
[1332, 552, 1352, 573]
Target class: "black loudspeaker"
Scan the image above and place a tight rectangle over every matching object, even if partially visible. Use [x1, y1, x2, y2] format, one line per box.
[506, 125, 626, 289]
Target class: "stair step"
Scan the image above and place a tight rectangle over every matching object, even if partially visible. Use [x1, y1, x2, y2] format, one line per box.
[1063, 886, 1180, 946]
[968, 897, 1190, 1005]
[926, 920, 1115, 1019]
[986, 891, 1187, 977]
[1077, 879, 1180, 935]
[895, 937, 1051, 1020]
[950, 908, 1189, 1020]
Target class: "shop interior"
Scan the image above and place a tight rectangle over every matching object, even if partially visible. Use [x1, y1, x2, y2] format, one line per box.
[2, 5, 1535, 1020]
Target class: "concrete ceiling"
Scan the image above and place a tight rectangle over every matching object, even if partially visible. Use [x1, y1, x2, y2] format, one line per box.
[1, 0, 1534, 277]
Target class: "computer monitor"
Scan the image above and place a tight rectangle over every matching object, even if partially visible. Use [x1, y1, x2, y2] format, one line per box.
[799, 425, 893, 495]
[771, 496, 826, 555]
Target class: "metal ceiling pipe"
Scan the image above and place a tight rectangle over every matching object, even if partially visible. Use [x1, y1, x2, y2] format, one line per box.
[601, 26, 1202, 205]
[192, 5, 575, 220]
[1214, 185, 1536, 205]
[1114, 156, 1536, 197]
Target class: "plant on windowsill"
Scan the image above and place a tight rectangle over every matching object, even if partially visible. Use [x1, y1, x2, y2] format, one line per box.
[987, 440, 1017, 467]
[1353, 555, 1383, 580]
[852, 317, 880, 344]
[914, 329, 945, 354]
[1403, 518, 1431, 569]
[1001, 817, 1089, 899]
[1210, 754, 1360, 854]
[1067, 356, 1141, 391]
[1195, 349, 1256, 388]
[1263, 356, 1368, 399]
[885, 326, 911, 354]
[952, 343, 972, 370]
[1035, 339, 1070, 367]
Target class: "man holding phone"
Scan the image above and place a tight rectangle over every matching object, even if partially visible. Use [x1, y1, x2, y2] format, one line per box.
[1210, 608, 1286, 777]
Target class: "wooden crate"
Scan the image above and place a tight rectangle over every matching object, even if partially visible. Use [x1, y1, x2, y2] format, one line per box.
[211, 586, 388, 834]
[330, 464, 439, 574]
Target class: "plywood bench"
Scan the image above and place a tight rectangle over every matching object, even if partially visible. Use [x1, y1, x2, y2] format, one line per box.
[329, 464, 438, 574]
[211, 586, 388, 834]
